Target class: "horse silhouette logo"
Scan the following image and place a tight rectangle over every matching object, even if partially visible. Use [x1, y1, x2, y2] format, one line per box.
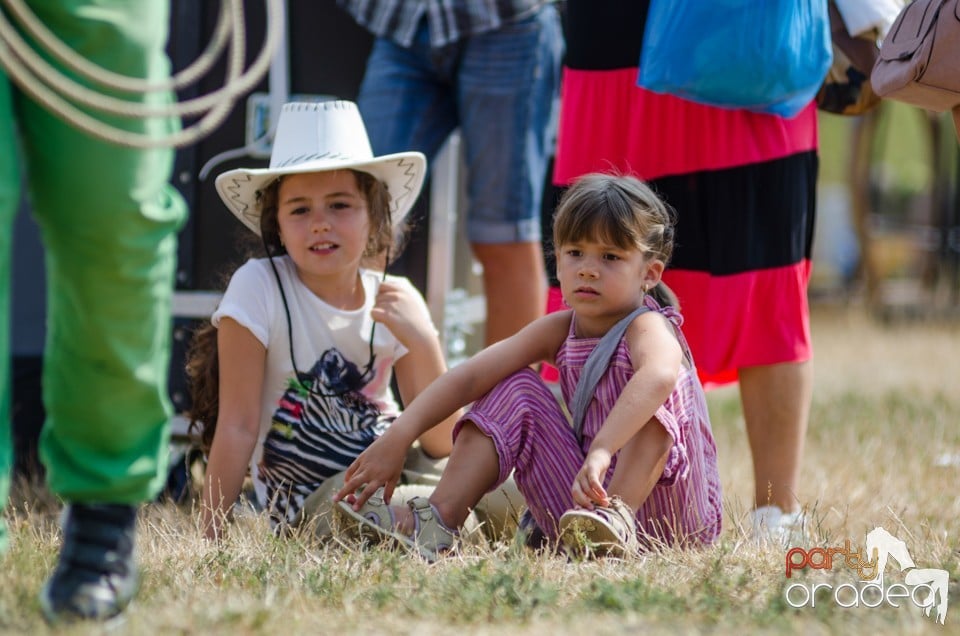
[864, 527, 949, 625]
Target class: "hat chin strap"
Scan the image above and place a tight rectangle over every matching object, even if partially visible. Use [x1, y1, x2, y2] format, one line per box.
[261, 234, 381, 398]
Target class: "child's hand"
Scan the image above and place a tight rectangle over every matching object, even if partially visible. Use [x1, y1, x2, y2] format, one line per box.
[371, 279, 434, 347]
[571, 448, 613, 509]
[333, 433, 409, 510]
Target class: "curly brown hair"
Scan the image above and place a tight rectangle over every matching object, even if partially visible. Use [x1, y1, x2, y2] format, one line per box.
[185, 169, 400, 452]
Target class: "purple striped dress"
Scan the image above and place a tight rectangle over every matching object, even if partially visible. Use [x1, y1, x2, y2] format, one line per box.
[455, 297, 723, 547]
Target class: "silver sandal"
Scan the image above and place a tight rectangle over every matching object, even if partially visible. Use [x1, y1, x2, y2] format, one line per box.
[335, 493, 458, 561]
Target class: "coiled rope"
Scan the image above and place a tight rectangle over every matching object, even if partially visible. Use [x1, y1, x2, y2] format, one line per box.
[0, 0, 283, 148]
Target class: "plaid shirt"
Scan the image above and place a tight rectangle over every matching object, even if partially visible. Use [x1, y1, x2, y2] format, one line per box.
[336, 0, 553, 47]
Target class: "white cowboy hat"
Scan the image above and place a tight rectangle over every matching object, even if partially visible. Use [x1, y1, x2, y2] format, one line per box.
[215, 100, 426, 235]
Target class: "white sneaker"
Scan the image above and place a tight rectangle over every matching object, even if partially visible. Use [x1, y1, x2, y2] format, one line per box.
[750, 505, 807, 547]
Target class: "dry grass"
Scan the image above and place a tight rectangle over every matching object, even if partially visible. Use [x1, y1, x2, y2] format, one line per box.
[2, 305, 959, 635]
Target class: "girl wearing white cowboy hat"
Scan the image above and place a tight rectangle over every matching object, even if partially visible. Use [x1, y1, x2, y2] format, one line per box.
[188, 101, 462, 540]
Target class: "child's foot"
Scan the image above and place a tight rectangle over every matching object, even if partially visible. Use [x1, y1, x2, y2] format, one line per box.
[559, 497, 639, 558]
[334, 491, 458, 562]
[39, 503, 140, 624]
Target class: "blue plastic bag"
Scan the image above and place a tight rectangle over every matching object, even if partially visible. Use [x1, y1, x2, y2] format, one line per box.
[637, 0, 832, 118]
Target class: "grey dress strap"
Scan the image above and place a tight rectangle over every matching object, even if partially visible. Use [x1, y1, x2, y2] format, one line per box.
[569, 305, 651, 443]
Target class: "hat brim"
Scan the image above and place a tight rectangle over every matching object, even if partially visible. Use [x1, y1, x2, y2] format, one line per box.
[214, 151, 427, 236]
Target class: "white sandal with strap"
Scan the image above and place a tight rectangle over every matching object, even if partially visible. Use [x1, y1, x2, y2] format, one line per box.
[335, 493, 458, 562]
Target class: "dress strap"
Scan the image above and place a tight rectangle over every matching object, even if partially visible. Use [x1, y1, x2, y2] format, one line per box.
[569, 305, 650, 443]
[644, 295, 695, 369]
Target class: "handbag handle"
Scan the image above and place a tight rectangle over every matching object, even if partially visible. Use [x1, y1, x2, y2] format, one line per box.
[568, 306, 650, 444]
[878, 0, 947, 61]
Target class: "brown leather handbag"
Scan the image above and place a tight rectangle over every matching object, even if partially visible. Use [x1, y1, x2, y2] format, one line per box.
[871, 0, 960, 112]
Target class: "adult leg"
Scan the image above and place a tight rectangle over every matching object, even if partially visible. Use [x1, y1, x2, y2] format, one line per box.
[471, 243, 546, 344]
[356, 31, 458, 183]
[458, 6, 562, 344]
[739, 360, 812, 513]
[18, 0, 185, 621]
[23, 0, 186, 504]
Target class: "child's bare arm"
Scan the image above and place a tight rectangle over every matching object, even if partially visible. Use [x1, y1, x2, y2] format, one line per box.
[336, 310, 572, 508]
[200, 318, 265, 540]
[373, 278, 459, 458]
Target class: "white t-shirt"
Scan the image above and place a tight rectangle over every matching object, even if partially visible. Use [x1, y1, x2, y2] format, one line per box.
[212, 256, 434, 521]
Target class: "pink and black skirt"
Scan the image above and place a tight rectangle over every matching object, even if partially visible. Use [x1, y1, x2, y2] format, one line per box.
[551, 2, 818, 388]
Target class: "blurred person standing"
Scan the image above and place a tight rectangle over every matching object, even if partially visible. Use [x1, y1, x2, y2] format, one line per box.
[335, 0, 563, 345]
[552, 2, 818, 541]
[0, 0, 186, 622]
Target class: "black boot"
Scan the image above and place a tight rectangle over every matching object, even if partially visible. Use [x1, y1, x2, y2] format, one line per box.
[39, 503, 140, 623]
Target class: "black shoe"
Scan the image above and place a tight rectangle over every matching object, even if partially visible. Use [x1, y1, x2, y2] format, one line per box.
[517, 509, 548, 551]
[39, 503, 140, 623]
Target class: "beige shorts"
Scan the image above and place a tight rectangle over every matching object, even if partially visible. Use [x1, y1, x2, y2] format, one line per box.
[298, 444, 526, 542]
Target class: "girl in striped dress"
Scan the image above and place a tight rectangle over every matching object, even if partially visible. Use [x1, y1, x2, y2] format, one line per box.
[552, 2, 816, 540]
[335, 173, 723, 558]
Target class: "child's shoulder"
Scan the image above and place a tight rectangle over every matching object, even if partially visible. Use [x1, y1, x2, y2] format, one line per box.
[235, 256, 291, 275]
[235, 256, 267, 273]
[627, 302, 683, 340]
[228, 257, 292, 289]
[631, 299, 693, 368]
[376, 270, 414, 285]
[640, 296, 684, 328]
[363, 270, 421, 294]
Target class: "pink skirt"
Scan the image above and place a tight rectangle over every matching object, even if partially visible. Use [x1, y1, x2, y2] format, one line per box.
[552, 67, 818, 388]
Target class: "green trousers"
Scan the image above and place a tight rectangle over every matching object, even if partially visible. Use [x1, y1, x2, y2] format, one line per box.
[0, 0, 186, 551]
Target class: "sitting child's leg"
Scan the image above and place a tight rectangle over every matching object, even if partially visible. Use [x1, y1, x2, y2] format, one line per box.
[428, 422, 501, 529]
[450, 368, 588, 539]
[333, 423, 499, 554]
[299, 473, 483, 540]
[606, 420, 672, 512]
[335, 369, 589, 555]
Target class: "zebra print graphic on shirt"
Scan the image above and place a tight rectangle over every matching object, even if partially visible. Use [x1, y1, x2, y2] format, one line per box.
[258, 348, 392, 527]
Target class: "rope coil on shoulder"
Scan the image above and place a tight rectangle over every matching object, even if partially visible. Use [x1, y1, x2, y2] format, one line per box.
[0, 0, 283, 148]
